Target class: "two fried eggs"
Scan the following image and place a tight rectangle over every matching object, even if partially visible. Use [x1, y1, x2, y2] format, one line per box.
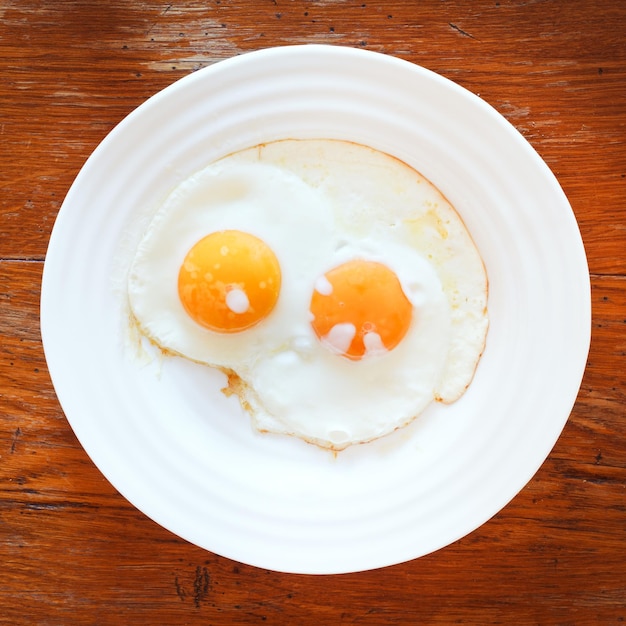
[127, 139, 488, 450]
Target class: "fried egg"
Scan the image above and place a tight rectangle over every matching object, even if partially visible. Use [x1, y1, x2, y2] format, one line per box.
[127, 139, 488, 450]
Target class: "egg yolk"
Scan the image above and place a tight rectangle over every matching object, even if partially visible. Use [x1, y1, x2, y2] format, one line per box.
[309, 260, 413, 360]
[178, 230, 281, 333]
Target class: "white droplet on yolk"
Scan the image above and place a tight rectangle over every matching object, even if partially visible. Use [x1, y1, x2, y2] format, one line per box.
[363, 332, 387, 356]
[322, 323, 357, 355]
[314, 275, 333, 296]
[226, 288, 250, 314]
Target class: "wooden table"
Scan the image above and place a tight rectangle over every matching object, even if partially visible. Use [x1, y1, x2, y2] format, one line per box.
[2, 1, 625, 623]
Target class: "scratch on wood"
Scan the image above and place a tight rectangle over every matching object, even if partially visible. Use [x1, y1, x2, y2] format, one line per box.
[24, 501, 96, 511]
[147, 3, 173, 36]
[174, 576, 186, 602]
[193, 566, 210, 608]
[449, 22, 477, 39]
[11, 427, 21, 453]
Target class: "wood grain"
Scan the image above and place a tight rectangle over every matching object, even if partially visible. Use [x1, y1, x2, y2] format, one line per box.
[1, 0, 625, 623]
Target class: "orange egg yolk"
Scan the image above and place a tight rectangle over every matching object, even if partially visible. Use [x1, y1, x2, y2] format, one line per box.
[309, 260, 413, 360]
[178, 230, 281, 333]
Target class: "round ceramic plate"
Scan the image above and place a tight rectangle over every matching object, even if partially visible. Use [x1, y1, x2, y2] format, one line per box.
[41, 45, 591, 574]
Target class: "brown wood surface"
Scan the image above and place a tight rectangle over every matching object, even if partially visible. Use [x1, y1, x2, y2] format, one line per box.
[2, 1, 625, 623]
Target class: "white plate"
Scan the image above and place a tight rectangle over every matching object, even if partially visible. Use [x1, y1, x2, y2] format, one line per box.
[40, 45, 591, 574]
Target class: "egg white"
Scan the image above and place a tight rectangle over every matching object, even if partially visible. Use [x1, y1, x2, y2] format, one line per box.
[127, 139, 488, 450]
